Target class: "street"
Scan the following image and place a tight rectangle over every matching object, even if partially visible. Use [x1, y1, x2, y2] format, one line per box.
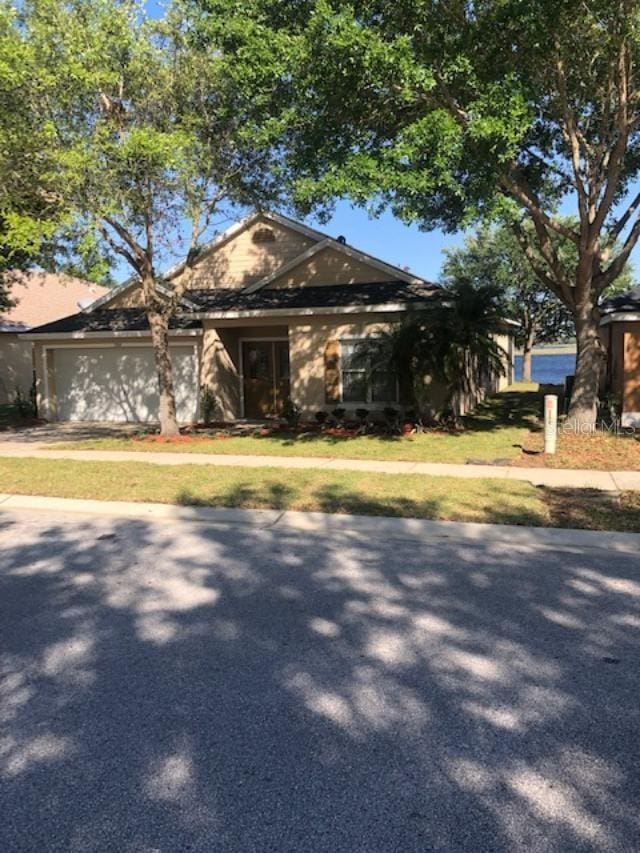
[1, 507, 639, 852]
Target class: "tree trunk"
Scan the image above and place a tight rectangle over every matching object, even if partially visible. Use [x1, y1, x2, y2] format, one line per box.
[522, 326, 536, 383]
[148, 309, 180, 437]
[567, 304, 605, 430]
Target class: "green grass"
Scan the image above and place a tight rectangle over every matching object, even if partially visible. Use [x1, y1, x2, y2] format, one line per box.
[1, 456, 639, 532]
[49, 384, 544, 465]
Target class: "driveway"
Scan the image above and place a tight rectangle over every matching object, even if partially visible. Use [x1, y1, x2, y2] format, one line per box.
[0, 421, 141, 444]
[0, 508, 638, 852]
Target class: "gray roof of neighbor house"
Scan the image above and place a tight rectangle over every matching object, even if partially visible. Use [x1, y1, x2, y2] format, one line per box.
[25, 280, 444, 335]
[600, 286, 640, 315]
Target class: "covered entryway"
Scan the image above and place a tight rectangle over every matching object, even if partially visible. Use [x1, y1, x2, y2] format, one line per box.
[52, 345, 199, 423]
[241, 339, 290, 418]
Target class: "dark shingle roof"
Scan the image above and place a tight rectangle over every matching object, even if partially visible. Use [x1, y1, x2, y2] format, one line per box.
[27, 308, 201, 335]
[601, 286, 640, 314]
[26, 281, 443, 335]
[187, 280, 442, 312]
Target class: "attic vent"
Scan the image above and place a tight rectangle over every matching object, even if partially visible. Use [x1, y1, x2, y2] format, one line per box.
[253, 227, 276, 244]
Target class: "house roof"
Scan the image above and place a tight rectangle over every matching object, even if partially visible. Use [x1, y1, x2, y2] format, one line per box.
[188, 280, 442, 312]
[26, 308, 202, 336]
[600, 286, 640, 314]
[0, 270, 110, 331]
[25, 280, 443, 336]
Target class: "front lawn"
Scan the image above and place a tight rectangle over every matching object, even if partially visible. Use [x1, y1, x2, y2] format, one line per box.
[44, 381, 640, 470]
[519, 428, 640, 470]
[1, 457, 639, 532]
[48, 384, 543, 465]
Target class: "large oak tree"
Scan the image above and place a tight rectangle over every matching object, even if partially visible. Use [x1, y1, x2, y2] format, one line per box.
[205, 0, 640, 426]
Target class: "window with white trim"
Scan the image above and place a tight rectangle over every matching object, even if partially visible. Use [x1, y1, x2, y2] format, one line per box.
[340, 339, 398, 404]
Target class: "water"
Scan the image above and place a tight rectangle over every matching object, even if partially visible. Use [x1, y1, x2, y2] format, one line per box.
[514, 352, 576, 386]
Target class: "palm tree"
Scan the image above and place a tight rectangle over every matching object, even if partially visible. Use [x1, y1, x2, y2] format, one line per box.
[379, 280, 508, 425]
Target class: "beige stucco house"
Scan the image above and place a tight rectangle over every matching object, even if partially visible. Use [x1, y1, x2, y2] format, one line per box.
[0, 271, 109, 405]
[25, 212, 514, 423]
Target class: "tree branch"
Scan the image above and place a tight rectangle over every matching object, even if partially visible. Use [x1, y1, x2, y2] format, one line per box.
[501, 173, 580, 245]
[611, 189, 640, 238]
[599, 209, 640, 288]
[97, 222, 139, 272]
[591, 33, 632, 234]
[160, 178, 234, 318]
[510, 220, 570, 305]
[554, 45, 590, 225]
[103, 216, 148, 269]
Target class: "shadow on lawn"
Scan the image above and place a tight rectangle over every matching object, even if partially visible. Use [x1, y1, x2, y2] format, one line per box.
[176, 481, 296, 512]
[0, 508, 638, 851]
[174, 478, 640, 533]
[465, 386, 555, 434]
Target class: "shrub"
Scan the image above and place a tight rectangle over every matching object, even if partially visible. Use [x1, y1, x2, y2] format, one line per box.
[282, 398, 301, 427]
[331, 407, 347, 426]
[314, 410, 328, 425]
[383, 406, 399, 423]
[12, 387, 35, 419]
[200, 386, 219, 424]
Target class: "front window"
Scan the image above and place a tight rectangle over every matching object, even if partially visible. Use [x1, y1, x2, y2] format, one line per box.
[340, 339, 398, 404]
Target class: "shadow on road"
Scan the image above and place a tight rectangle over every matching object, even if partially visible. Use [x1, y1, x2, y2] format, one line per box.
[0, 509, 638, 851]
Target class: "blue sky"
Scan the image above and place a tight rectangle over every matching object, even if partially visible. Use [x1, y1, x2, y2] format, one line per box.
[305, 205, 464, 282]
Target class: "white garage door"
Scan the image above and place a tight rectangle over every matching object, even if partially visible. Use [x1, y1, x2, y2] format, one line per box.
[54, 345, 198, 423]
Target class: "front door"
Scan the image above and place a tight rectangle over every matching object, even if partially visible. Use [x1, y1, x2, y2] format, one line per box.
[242, 340, 290, 418]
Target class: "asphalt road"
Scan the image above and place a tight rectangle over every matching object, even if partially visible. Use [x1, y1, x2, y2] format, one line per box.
[1, 507, 639, 853]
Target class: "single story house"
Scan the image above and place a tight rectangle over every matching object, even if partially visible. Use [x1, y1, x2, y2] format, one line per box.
[600, 286, 640, 426]
[0, 271, 110, 405]
[25, 212, 514, 423]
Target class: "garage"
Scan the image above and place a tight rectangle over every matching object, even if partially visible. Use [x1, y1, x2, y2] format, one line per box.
[53, 345, 199, 423]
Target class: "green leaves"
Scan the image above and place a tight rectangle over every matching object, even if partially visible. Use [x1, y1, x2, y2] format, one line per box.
[0, 0, 282, 281]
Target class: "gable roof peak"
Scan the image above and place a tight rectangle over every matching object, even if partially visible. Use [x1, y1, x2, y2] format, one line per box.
[242, 232, 425, 294]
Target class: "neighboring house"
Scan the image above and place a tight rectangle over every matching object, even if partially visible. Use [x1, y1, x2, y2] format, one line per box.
[0, 271, 110, 405]
[25, 212, 514, 423]
[601, 287, 640, 426]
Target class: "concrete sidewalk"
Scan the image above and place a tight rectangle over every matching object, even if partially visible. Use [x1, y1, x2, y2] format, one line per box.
[0, 441, 638, 491]
[0, 441, 640, 492]
[1, 491, 639, 552]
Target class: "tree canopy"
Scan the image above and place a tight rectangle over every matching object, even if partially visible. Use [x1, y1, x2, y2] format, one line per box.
[201, 0, 640, 424]
[3, 0, 280, 432]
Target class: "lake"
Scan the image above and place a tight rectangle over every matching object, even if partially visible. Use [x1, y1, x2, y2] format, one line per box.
[514, 353, 576, 385]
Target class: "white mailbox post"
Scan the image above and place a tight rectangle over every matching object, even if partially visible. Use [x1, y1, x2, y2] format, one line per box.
[544, 394, 558, 454]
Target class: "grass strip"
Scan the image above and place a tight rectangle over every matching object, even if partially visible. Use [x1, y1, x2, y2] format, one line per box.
[2, 457, 639, 532]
